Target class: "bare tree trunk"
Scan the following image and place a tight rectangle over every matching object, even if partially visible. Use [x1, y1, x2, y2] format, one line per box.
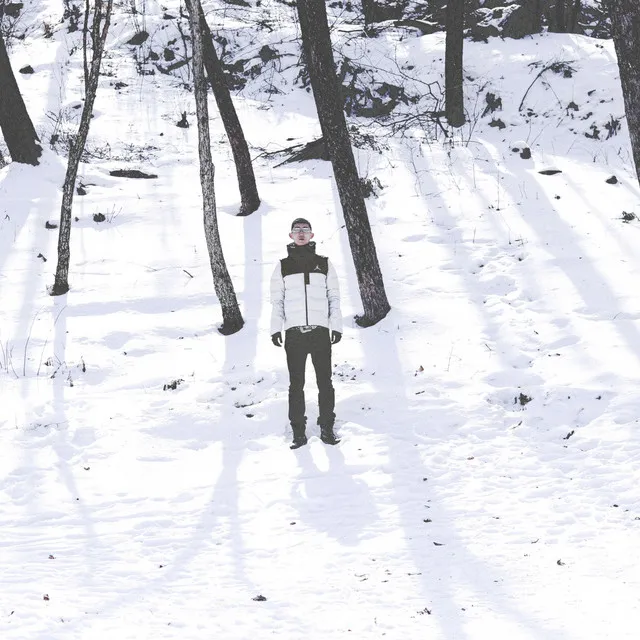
[608, 0, 640, 187]
[0, 31, 42, 165]
[445, 0, 465, 128]
[198, 5, 260, 216]
[549, 0, 567, 32]
[185, 0, 244, 335]
[51, 0, 112, 296]
[533, 0, 543, 32]
[568, 0, 581, 32]
[298, 0, 390, 327]
[556, 0, 566, 31]
[501, 0, 542, 35]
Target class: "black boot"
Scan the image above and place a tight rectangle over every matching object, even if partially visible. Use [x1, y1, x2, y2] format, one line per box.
[290, 424, 308, 450]
[320, 424, 340, 445]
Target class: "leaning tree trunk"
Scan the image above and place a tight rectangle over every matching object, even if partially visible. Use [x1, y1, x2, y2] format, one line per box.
[297, 0, 390, 327]
[445, 0, 465, 128]
[51, 0, 113, 296]
[0, 31, 42, 165]
[185, 0, 244, 335]
[608, 0, 640, 187]
[199, 5, 260, 216]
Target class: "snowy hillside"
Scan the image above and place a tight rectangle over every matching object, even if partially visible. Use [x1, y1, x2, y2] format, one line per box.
[1, 1, 640, 638]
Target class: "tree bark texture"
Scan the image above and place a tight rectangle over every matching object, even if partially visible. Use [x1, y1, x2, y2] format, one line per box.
[555, 0, 566, 31]
[199, 5, 260, 216]
[445, 0, 465, 128]
[548, 0, 581, 32]
[52, 0, 113, 296]
[0, 31, 42, 165]
[186, 0, 244, 335]
[568, 0, 582, 32]
[297, 0, 390, 327]
[532, 0, 543, 33]
[608, 0, 640, 187]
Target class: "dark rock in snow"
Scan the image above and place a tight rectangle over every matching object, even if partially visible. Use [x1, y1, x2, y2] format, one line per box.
[258, 45, 277, 63]
[109, 169, 158, 179]
[621, 211, 636, 223]
[163, 378, 184, 391]
[606, 175, 618, 184]
[538, 169, 562, 176]
[127, 31, 149, 46]
[469, 3, 540, 41]
[511, 141, 531, 159]
[19, 65, 34, 74]
[482, 92, 502, 116]
[176, 112, 189, 129]
[4, 3, 23, 19]
[516, 392, 532, 406]
[277, 138, 329, 166]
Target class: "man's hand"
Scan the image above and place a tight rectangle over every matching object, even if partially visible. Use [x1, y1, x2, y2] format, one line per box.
[331, 331, 342, 345]
[271, 332, 282, 347]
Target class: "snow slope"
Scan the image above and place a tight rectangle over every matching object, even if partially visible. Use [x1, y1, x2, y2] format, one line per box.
[1, 2, 640, 638]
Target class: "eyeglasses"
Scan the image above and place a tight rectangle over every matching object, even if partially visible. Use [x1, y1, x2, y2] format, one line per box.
[292, 227, 312, 234]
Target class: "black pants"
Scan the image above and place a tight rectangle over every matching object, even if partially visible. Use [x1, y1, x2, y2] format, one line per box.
[285, 327, 335, 429]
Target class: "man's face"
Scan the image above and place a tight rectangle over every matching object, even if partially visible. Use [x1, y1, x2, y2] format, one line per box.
[289, 224, 314, 246]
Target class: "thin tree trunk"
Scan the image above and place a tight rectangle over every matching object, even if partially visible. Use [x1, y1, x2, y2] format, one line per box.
[198, 5, 260, 216]
[0, 31, 42, 165]
[533, 0, 542, 32]
[608, 0, 640, 187]
[554, 0, 566, 32]
[361, 0, 378, 24]
[568, 0, 581, 32]
[185, 0, 244, 335]
[297, 0, 390, 327]
[51, 0, 112, 296]
[445, 0, 465, 128]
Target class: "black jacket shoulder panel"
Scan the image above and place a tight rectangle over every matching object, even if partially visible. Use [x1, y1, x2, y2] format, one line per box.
[281, 254, 328, 277]
[315, 255, 329, 273]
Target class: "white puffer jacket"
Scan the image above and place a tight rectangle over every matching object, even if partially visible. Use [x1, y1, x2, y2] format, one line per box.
[270, 242, 342, 334]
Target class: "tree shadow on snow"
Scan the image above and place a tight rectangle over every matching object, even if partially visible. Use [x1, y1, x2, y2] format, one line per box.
[290, 445, 378, 546]
[355, 317, 567, 639]
[42, 215, 268, 637]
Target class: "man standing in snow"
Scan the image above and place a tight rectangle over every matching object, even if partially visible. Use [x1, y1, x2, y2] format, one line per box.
[271, 218, 342, 449]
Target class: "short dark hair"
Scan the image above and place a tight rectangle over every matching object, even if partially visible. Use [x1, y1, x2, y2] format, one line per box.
[291, 217, 312, 231]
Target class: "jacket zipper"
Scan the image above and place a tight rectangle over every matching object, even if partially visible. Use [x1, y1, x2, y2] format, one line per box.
[304, 271, 309, 325]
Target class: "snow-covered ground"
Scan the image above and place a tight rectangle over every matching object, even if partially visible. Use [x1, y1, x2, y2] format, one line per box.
[2, 2, 640, 638]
